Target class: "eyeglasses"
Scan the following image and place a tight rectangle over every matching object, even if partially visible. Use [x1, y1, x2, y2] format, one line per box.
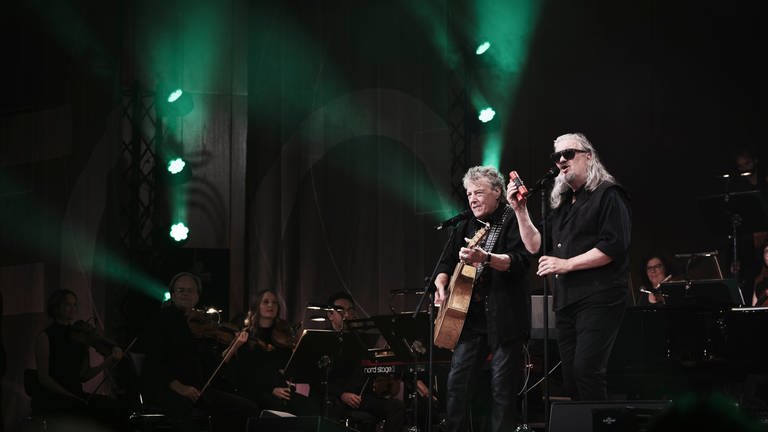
[646, 264, 664, 272]
[550, 148, 589, 163]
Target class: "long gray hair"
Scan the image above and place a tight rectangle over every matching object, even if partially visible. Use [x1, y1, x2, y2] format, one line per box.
[550, 133, 615, 209]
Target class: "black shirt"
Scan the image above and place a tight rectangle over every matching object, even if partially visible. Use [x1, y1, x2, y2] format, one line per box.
[548, 182, 631, 310]
[437, 203, 531, 346]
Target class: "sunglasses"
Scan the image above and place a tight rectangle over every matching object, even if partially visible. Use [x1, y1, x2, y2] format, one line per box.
[550, 148, 589, 163]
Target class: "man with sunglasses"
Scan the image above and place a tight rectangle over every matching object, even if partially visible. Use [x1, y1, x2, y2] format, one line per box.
[507, 133, 631, 402]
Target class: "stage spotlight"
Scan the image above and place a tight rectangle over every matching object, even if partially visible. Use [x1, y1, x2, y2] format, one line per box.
[167, 158, 186, 175]
[478, 107, 496, 123]
[169, 222, 189, 242]
[163, 292, 171, 301]
[156, 85, 194, 117]
[476, 41, 491, 55]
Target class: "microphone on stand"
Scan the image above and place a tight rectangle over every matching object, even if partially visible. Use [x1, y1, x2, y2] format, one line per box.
[434, 210, 472, 230]
[306, 303, 343, 311]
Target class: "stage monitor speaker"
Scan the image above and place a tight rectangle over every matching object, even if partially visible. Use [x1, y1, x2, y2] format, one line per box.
[247, 415, 356, 432]
[548, 400, 671, 432]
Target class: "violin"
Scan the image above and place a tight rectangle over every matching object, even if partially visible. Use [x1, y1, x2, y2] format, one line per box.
[69, 320, 121, 357]
[185, 308, 240, 345]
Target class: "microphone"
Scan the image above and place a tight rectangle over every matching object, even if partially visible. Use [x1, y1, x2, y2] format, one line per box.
[537, 168, 559, 184]
[390, 288, 426, 295]
[434, 210, 472, 230]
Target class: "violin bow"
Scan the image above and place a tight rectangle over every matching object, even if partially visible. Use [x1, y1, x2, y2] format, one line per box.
[199, 311, 253, 395]
[86, 336, 139, 403]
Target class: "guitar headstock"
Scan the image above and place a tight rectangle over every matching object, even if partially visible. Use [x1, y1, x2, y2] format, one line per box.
[466, 221, 490, 248]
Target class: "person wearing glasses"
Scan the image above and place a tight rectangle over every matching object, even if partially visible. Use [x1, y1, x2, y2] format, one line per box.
[507, 133, 631, 402]
[141, 272, 260, 431]
[323, 291, 405, 432]
[638, 255, 674, 305]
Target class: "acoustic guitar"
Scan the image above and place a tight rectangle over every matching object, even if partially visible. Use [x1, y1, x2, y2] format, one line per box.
[433, 222, 490, 349]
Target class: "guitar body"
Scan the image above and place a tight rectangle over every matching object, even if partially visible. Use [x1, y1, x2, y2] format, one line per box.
[434, 224, 489, 350]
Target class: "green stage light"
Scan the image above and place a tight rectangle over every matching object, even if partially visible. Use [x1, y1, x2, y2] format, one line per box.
[167, 89, 183, 103]
[476, 41, 491, 55]
[163, 292, 171, 301]
[167, 158, 186, 174]
[169, 222, 189, 242]
[478, 107, 496, 123]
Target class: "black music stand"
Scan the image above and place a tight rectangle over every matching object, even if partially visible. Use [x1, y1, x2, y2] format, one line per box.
[659, 279, 744, 307]
[373, 313, 452, 364]
[283, 329, 371, 418]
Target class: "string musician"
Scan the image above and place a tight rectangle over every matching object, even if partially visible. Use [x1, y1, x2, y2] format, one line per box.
[751, 240, 768, 306]
[225, 288, 317, 415]
[141, 272, 260, 432]
[435, 165, 531, 432]
[324, 291, 405, 432]
[33, 289, 127, 429]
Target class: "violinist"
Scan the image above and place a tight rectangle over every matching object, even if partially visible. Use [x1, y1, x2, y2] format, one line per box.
[751, 240, 768, 306]
[227, 289, 316, 415]
[141, 272, 260, 432]
[33, 289, 124, 427]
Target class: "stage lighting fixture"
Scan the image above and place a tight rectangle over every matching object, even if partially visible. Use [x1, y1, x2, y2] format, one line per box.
[167, 158, 186, 174]
[169, 222, 189, 242]
[478, 107, 496, 123]
[476, 41, 491, 55]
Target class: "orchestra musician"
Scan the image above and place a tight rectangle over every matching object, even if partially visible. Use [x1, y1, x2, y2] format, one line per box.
[509, 133, 631, 402]
[434, 166, 531, 432]
[638, 255, 675, 305]
[33, 289, 125, 428]
[324, 291, 405, 432]
[141, 272, 260, 432]
[226, 288, 317, 415]
[750, 240, 768, 306]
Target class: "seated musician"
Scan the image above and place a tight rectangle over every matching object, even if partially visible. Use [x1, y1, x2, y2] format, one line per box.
[638, 255, 675, 305]
[324, 291, 405, 432]
[751, 241, 768, 306]
[33, 289, 125, 427]
[227, 288, 317, 415]
[141, 272, 260, 432]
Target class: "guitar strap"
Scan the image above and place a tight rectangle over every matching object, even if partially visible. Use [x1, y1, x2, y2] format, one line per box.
[474, 204, 513, 288]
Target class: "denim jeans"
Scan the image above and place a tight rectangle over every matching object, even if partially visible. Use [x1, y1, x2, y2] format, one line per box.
[444, 334, 523, 432]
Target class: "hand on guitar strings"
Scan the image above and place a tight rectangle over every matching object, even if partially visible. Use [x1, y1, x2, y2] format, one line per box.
[460, 242, 489, 267]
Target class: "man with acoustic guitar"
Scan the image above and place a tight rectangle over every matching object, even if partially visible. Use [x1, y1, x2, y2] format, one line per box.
[434, 165, 531, 432]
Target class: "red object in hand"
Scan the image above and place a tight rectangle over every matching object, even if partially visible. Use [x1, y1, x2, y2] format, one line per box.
[508, 171, 528, 202]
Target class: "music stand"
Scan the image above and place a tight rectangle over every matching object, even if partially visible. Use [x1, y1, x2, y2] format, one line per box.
[699, 190, 768, 232]
[283, 329, 371, 417]
[659, 279, 744, 307]
[373, 313, 452, 364]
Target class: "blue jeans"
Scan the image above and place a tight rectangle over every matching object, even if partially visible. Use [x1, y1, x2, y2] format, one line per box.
[444, 334, 523, 432]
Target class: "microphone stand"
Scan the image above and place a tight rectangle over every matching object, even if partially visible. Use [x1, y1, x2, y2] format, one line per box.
[413, 224, 458, 431]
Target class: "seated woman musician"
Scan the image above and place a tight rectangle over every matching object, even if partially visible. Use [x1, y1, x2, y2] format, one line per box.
[141, 272, 260, 432]
[750, 241, 768, 306]
[226, 288, 316, 415]
[638, 255, 675, 305]
[33, 289, 124, 425]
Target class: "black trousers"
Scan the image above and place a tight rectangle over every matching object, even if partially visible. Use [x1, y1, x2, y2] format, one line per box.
[556, 290, 626, 401]
[444, 334, 524, 432]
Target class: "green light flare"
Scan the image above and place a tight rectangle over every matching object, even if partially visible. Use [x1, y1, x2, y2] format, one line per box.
[478, 107, 496, 123]
[170, 222, 189, 242]
[476, 41, 491, 55]
[167, 89, 183, 103]
[167, 158, 186, 174]
[481, 130, 502, 170]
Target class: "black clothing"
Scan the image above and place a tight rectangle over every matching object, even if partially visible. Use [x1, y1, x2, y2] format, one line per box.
[549, 183, 631, 311]
[44, 323, 87, 397]
[142, 304, 260, 432]
[547, 181, 631, 401]
[436, 204, 532, 346]
[436, 203, 531, 432]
